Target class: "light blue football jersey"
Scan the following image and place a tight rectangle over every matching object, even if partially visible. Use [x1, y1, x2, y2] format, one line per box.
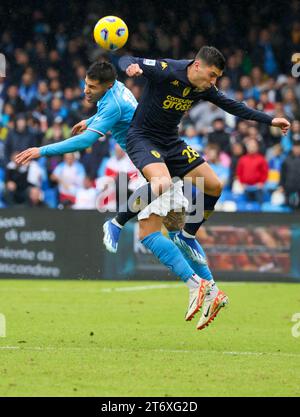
[40, 80, 137, 157]
[86, 80, 137, 150]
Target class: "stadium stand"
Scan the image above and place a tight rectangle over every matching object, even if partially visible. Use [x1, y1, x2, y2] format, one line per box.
[0, 0, 300, 211]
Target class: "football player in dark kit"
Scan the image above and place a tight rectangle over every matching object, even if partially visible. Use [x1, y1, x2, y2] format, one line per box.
[104, 46, 290, 329]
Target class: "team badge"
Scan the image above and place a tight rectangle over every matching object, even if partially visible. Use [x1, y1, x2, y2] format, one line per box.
[183, 87, 191, 97]
[151, 150, 161, 158]
[160, 61, 168, 70]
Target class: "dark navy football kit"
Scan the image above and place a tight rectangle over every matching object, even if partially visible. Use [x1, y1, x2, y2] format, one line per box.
[119, 56, 273, 177]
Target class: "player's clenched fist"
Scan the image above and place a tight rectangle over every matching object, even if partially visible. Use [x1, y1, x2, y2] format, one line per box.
[271, 118, 291, 135]
[15, 147, 40, 165]
[126, 63, 143, 77]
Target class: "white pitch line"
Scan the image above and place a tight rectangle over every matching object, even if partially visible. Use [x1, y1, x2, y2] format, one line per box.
[100, 283, 184, 292]
[0, 282, 248, 294]
[0, 284, 184, 293]
[0, 346, 299, 358]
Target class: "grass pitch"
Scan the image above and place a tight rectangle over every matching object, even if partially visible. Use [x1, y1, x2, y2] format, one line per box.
[0, 279, 300, 397]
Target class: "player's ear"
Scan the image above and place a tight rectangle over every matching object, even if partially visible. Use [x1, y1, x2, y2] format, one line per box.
[193, 59, 202, 72]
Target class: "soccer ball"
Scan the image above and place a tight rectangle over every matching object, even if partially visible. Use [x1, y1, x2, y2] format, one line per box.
[94, 16, 129, 51]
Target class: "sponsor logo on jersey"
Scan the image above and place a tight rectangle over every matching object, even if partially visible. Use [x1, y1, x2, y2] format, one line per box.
[160, 61, 168, 70]
[151, 150, 161, 158]
[162, 95, 194, 111]
[170, 80, 179, 86]
[143, 59, 156, 66]
[183, 87, 191, 97]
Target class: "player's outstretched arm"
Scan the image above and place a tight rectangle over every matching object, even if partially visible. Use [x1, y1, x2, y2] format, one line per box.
[206, 87, 290, 134]
[119, 56, 169, 81]
[15, 129, 101, 165]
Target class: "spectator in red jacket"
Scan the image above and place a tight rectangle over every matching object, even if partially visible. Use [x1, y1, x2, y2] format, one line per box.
[236, 138, 269, 203]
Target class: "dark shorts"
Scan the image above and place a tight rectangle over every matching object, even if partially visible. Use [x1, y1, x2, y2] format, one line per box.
[126, 130, 205, 178]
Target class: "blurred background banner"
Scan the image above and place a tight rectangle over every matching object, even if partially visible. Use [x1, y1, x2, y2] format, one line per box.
[0, 209, 103, 279]
[0, 209, 299, 281]
[113, 213, 300, 282]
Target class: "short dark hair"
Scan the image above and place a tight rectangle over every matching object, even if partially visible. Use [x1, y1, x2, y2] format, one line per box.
[86, 61, 117, 84]
[195, 46, 225, 71]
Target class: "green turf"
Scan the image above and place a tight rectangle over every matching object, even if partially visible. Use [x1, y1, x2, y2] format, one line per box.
[0, 279, 300, 397]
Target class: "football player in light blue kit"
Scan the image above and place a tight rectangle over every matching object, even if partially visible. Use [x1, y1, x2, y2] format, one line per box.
[16, 61, 215, 325]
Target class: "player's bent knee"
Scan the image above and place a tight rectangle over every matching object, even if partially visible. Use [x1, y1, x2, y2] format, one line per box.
[205, 178, 223, 196]
[215, 179, 223, 195]
[151, 176, 172, 196]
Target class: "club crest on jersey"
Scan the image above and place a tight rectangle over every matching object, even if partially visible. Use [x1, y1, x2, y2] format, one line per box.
[171, 80, 179, 86]
[160, 61, 168, 70]
[151, 150, 161, 158]
[183, 87, 191, 97]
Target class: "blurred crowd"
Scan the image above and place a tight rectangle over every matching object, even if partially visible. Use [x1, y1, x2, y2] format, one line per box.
[0, 0, 300, 211]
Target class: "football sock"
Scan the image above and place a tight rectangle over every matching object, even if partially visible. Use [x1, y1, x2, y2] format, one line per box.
[184, 192, 221, 236]
[168, 231, 214, 282]
[141, 231, 200, 287]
